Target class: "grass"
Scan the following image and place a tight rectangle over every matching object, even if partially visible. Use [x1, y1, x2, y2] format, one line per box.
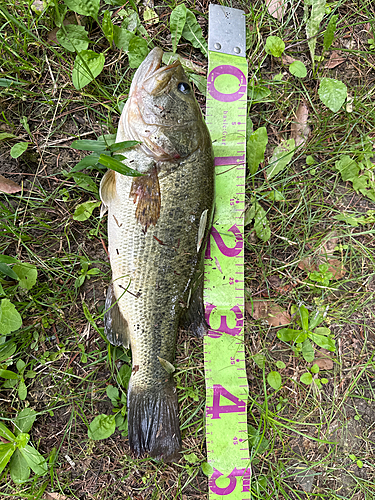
[1, 0, 375, 498]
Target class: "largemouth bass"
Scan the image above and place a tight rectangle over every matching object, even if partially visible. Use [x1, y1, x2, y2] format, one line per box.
[100, 47, 214, 461]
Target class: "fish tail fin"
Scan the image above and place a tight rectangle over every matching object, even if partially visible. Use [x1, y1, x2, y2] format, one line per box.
[128, 381, 181, 462]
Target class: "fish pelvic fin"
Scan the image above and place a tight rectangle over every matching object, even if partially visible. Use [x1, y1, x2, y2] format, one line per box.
[103, 283, 130, 348]
[128, 380, 181, 462]
[180, 269, 208, 338]
[99, 169, 117, 217]
[129, 165, 161, 232]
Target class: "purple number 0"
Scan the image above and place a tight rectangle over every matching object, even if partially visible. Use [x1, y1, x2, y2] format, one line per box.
[207, 65, 247, 103]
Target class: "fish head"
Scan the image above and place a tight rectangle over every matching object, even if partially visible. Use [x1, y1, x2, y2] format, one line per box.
[122, 47, 211, 161]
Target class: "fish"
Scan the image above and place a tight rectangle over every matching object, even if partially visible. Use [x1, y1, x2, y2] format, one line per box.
[99, 47, 214, 461]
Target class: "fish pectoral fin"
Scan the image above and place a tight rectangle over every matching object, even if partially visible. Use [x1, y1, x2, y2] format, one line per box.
[99, 169, 117, 216]
[179, 270, 208, 338]
[103, 283, 130, 348]
[129, 166, 161, 232]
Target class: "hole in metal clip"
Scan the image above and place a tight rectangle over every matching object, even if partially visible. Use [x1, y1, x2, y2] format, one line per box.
[214, 42, 221, 50]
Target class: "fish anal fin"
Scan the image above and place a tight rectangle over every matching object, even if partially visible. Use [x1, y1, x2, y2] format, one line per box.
[180, 271, 208, 338]
[130, 166, 160, 232]
[104, 283, 130, 348]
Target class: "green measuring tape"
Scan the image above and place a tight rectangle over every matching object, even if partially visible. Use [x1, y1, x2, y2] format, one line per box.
[204, 5, 250, 499]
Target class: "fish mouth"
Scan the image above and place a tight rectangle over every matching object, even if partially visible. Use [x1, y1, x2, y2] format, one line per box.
[130, 47, 181, 97]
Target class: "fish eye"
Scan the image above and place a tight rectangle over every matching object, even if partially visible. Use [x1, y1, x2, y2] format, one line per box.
[177, 82, 191, 94]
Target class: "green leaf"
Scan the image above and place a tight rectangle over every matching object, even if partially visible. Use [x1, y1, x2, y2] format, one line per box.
[185, 452, 198, 464]
[335, 155, 359, 182]
[289, 60, 307, 78]
[18, 380, 27, 400]
[0, 422, 16, 441]
[189, 73, 207, 95]
[15, 433, 29, 449]
[306, 155, 316, 165]
[276, 360, 286, 370]
[102, 10, 114, 45]
[181, 9, 208, 56]
[117, 364, 132, 389]
[10, 142, 28, 159]
[70, 153, 101, 172]
[113, 26, 133, 51]
[309, 311, 324, 330]
[0, 299, 22, 335]
[14, 409, 36, 436]
[314, 327, 331, 336]
[247, 127, 268, 176]
[306, 0, 325, 63]
[253, 353, 266, 369]
[73, 200, 101, 221]
[248, 424, 270, 454]
[0, 369, 19, 380]
[98, 154, 143, 177]
[0, 443, 16, 475]
[300, 372, 313, 385]
[56, 24, 90, 52]
[267, 371, 282, 390]
[71, 172, 99, 194]
[323, 15, 338, 51]
[0, 341, 17, 362]
[63, 0, 99, 20]
[0, 79, 23, 88]
[13, 263, 37, 290]
[170, 4, 187, 53]
[71, 139, 108, 152]
[333, 213, 364, 227]
[72, 50, 105, 90]
[299, 305, 309, 331]
[128, 36, 149, 69]
[301, 339, 315, 362]
[9, 448, 30, 483]
[88, 414, 116, 440]
[0, 132, 17, 141]
[19, 444, 48, 476]
[201, 461, 213, 477]
[0, 262, 19, 280]
[265, 36, 285, 57]
[248, 84, 271, 102]
[250, 202, 271, 242]
[266, 139, 295, 179]
[318, 78, 347, 113]
[106, 385, 119, 406]
[310, 363, 319, 374]
[277, 328, 301, 342]
[143, 6, 159, 25]
[308, 332, 335, 351]
[109, 141, 139, 153]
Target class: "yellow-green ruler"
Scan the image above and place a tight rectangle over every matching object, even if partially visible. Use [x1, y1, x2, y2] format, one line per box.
[204, 4, 250, 499]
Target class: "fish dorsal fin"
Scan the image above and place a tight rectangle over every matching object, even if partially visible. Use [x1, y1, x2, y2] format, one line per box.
[104, 283, 130, 348]
[99, 170, 117, 217]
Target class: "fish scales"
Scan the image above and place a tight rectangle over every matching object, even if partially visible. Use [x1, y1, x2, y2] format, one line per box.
[100, 47, 214, 461]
